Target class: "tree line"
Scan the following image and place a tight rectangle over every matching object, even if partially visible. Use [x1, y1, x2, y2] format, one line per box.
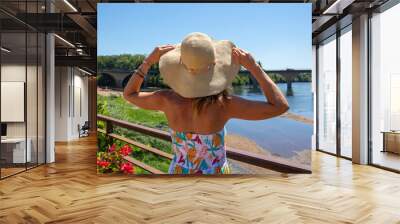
[98, 54, 311, 88]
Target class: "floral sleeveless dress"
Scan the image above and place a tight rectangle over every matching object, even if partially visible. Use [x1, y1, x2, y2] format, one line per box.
[168, 127, 231, 174]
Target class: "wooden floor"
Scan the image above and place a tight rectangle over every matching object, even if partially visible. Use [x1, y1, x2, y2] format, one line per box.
[1, 135, 400, 224]
[1, 167, 26, 178]
[372, 150, 400, 171]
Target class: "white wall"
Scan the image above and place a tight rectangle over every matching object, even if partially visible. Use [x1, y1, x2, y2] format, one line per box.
[75, 70, 89, 138]
[54, 66, 89, 141]
[54, 66, 69, 141]
[1, 63, 46, 164]
[1, 64, 42, 138]
[1, 64, 26, 138]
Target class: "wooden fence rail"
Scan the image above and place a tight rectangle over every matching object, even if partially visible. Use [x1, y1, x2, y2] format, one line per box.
[97, 114, 311, 174]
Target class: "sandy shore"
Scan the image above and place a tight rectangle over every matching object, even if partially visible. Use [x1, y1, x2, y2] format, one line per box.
[225, 134, 277, 174]
[98, 88, 123, 97]
[225, 134, 273, 156]
[225, 134, 312, 166]
[280, 112, 313, 125]
[225, 134, 310, 174]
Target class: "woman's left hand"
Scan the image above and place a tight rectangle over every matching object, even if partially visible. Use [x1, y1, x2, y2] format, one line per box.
[145, 44, 175, 65]
[232, 47, 258, 72]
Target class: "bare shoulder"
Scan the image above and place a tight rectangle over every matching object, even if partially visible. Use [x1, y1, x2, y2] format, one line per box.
[155, 89, 182, 104]
[156, 89, 176, 99]
[148, 89, 171, 99]
[224, 94, 287, 120]
[225, 94, 248, 106]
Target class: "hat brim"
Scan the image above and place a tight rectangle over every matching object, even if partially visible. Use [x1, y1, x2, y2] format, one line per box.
[159, 40, 241, 98]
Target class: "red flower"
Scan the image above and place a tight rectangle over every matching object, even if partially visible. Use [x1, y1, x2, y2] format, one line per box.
[97, 160, 111, 168]
[120, 145, 132, 156]
[108, 144, 116, 153]
[120, 162, 134, 174]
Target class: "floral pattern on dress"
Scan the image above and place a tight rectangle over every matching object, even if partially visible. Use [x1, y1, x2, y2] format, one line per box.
[168, 127, 231, 174]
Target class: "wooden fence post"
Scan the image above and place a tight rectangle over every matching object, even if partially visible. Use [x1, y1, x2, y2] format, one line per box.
[105, 120, 113, 146]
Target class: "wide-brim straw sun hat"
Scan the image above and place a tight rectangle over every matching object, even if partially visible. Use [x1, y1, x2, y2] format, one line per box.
[159, 32, 241, 98]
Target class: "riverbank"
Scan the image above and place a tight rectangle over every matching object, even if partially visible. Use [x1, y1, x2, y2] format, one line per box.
[97, 87, 313, 125]
[97, 88, 311, 174]
[281, 112, 313, 125]
[225, 133, 310, 173]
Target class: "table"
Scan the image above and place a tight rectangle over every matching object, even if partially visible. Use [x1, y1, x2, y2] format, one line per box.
[1, 138, 32, 163]
[381, 131, 400, 154]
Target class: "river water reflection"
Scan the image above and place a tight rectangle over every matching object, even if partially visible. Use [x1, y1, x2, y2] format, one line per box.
[226, 82, 313, 158]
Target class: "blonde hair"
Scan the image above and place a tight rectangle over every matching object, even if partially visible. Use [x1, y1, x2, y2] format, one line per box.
[191, 89, 231, 115]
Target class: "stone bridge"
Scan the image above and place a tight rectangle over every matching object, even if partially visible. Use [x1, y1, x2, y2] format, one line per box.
[265, 69, 311, 96]
[98, 68, 158, 89]
[236, 69, 311, 96]
[98, 68, 311, 96]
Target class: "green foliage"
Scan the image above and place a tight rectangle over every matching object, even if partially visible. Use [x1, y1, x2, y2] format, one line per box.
[97, 94, 171, 173]
[98, 94, 168, 129]
[98, 54, 159, 72]
[97, 132, 108, 153]
[145, 74, 168, 88]
[268, 73, 287, 83]
[98, 54, 146, 71]
[293, 73, 312, 82]
[232, 72, 252, 86]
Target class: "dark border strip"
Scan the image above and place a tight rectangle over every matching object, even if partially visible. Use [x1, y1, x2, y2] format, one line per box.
[374, 0, 400, 13]
[315, 44, 319, 151]
[0, 22, 2, 179]
[336, 27, 341, 157]
[367, 11, 373, 165]
[36, 0, 39, 167]
[25, 1, 28, 171]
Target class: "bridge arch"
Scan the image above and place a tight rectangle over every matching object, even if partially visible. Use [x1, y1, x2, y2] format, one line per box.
[122, 74, 132, 88]
[97, 73, 116, 88]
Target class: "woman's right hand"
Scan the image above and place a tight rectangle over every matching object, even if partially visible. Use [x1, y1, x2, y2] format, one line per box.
[145, 44, 175, 65]
[232, 47, 259, 72]
[227, 47, 290, 121]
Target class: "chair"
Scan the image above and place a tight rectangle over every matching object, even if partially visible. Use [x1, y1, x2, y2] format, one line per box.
[78, 121, 90, 138]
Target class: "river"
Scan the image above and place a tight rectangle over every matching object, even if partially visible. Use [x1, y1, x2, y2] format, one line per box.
[226, 82, 313, 158]
[102, 82, 314, 159]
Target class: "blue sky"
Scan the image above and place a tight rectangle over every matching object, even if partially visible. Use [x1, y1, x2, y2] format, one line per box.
[98, 3, 311, 70]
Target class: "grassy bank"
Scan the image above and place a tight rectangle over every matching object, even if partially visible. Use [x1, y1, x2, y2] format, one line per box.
[97, 94, 171, 174]
[98, 94, 168, 130]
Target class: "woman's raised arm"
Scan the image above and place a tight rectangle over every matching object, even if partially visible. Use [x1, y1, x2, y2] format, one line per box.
[226, 47, 289, 120]
[123, 45, 175, 111]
